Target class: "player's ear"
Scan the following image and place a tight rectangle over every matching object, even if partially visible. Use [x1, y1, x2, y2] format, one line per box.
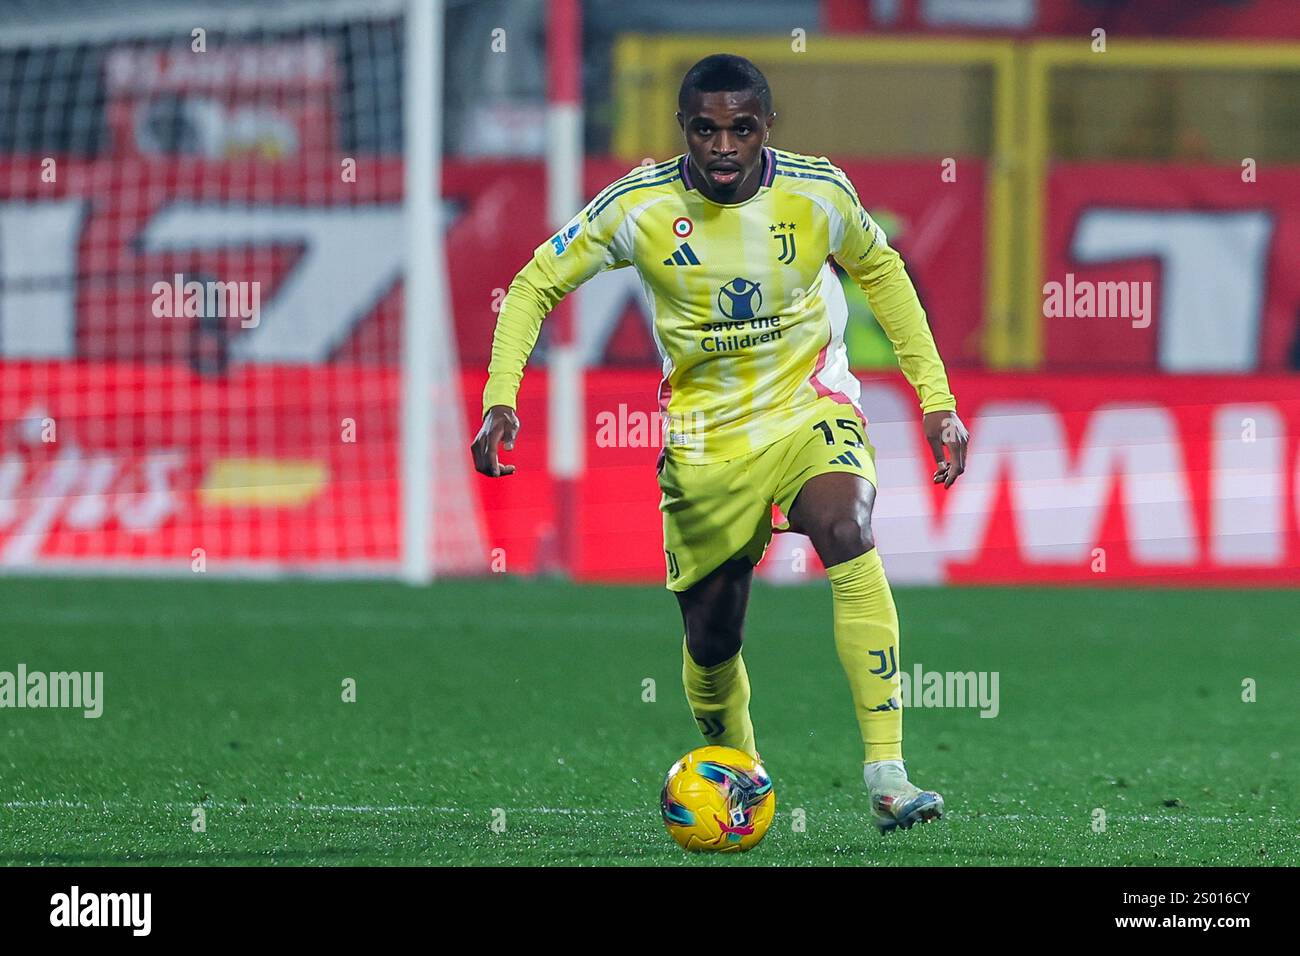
[765, 111, 776, 141]
[675, 111, 684, 131]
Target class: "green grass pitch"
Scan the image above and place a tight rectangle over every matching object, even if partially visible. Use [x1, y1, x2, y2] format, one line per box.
[0, 576, 1296, 866]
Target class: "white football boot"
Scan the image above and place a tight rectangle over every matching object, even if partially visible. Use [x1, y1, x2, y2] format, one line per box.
[865, 760, 945, 833]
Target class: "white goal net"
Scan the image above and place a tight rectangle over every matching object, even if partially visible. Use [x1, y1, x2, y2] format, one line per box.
[0, 0, 485, 579]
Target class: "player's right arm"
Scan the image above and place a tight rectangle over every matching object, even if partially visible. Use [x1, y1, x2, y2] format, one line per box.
[825, 164, 969, 487]
[471, 180, 631, 477]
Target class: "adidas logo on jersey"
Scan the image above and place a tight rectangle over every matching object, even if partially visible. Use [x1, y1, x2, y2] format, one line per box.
[829, 450, 862, 468]
[662, 242, 700, 266]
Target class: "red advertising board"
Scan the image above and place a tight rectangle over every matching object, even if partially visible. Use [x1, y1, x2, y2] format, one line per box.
[0, 361, 398, 570]
[0, 157, 984, 371]
[478, 370, 1300, 587]
[1044, 163, 1300, 373]
[103, 40, 341, 160]
[823, 0, 1300, 39]
[4, 365, 1298, 584]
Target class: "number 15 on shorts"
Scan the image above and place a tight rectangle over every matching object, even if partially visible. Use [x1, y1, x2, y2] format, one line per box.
[813, 417, 864, 448]
[813, 416, 870, 469]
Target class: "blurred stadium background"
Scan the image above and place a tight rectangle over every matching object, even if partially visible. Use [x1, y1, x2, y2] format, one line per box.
[1, 0, 1298, 866]
[1, 0, 1297, 587]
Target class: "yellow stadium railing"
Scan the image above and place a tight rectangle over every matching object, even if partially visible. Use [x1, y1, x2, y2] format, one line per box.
[614, 35, 1300, 370]
[1022, 39, 1300, 366]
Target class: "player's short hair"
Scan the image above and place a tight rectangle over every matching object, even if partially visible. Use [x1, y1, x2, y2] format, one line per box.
[677, 54, 773, 116]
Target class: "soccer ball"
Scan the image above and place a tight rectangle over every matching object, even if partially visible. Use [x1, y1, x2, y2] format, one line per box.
[660, 745, 775, 852]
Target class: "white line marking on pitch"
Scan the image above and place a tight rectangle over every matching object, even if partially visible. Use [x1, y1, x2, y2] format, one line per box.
[0, 799, 1269, 826]
[0, 799, 639, 816]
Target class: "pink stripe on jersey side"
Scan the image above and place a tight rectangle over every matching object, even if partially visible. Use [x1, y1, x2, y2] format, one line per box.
[808, 340, 868, 427]
[654, 376, 672, 472]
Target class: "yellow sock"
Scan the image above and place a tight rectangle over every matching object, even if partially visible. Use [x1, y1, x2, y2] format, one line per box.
[825, 548, 903, 763]
[681, 638, 757, 757]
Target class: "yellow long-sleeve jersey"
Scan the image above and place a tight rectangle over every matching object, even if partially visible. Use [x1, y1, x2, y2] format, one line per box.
[482, 146, 957, 464]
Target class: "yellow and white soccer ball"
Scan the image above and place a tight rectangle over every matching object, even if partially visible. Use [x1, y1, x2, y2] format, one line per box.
[660, 745, 775, 852]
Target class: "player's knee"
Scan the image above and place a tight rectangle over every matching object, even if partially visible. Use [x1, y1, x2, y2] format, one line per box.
[678, 560, 749, 665]
[686, 614, 743, 667]
[822, 517, 873, 560]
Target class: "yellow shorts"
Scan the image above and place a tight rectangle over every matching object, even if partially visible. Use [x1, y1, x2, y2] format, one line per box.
[656, 397, 877, 591]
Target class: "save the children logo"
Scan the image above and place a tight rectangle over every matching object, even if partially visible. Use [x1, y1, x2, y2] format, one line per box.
[717, 277, 762, 320]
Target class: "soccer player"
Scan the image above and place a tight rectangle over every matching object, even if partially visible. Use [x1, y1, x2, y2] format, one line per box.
[472, 54, 970, 833]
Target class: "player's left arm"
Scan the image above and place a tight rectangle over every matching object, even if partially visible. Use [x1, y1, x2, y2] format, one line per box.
[828, 170, 969, 487]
